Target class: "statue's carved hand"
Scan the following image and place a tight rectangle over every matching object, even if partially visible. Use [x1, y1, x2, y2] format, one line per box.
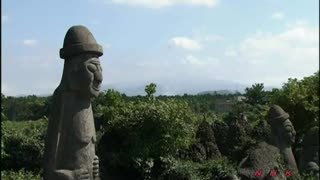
[93, 155, 100, 179]
[74, 168, 90, 180]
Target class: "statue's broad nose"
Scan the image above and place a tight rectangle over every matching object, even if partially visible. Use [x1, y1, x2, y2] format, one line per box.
[94, 72, 103, 82]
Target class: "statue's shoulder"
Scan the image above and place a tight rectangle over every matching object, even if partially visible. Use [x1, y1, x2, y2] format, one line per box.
[246, 142, 280, 169]
[251, 142, 280, 158]
[256, 142, 279, 152]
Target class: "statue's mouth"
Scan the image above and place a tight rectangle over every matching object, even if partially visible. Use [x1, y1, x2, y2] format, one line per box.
[92, 80, 101, 91]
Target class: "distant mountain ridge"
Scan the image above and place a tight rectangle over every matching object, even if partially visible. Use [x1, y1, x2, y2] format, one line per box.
[102, 79, 250, 96]
[8, 80, 277, 97]
[197, 90, 240, 95]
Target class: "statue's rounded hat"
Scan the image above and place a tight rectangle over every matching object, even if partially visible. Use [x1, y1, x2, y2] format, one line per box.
[267, 105, 289, 123]
[60, 25, 103, 59]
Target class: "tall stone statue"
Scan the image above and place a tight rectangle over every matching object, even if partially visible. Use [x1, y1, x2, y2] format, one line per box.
[43, 25, 103, 180]
[238, 105, 298, 179]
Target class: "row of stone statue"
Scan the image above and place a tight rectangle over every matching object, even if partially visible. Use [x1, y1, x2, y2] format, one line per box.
[43, 25, 318, 180]
[235, 105, 319, 179]
[183, 104, 318, 180]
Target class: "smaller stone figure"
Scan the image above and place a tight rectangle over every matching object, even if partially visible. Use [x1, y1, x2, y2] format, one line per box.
[237, 105, 298, 179]
[267, 105, 298, 172]
[299, 126, 319, 178]
[191, 120, 221, 161]
[238, 142, 283, 180]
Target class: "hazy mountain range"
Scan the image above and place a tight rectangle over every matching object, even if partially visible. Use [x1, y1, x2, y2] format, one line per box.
[102, 79, 276, 96]
[12, 79, 277, 97]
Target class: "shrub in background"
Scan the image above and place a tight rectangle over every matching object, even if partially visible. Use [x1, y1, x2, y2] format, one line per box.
[1, 118, 47, 174]
[96, 89, 198, 179]
[1, 169, 41, 180]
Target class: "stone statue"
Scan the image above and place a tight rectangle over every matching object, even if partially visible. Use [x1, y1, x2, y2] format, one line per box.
[238, 142, 283, 180]
[190, 120, 221, 161]
[267, 105, 298, 172]
[43, 25, 103, 180]
[299, 126, 319, 177]
[237, 105, 298, 179]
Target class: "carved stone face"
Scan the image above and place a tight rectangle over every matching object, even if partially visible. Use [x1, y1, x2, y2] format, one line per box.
[280, 119, 296, 145]
[67, 53, 103, 98]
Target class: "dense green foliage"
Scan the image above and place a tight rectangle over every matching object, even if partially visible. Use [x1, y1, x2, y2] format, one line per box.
[268, 71, 319, 141]
[95, 89, 199, 179]
[1, 118, 47, 173]
[1, 71, 319, 179]
[1, 95, 51, 121]
[244, 83, 267, 105]
[157, 157, 237, 180]
[1, 169, 41, 180]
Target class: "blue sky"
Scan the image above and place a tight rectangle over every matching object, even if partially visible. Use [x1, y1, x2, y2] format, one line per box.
[2, 0, 319, 96]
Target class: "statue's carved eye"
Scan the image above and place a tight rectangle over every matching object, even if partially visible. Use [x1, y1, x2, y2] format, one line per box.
[87, 64, 97, 72]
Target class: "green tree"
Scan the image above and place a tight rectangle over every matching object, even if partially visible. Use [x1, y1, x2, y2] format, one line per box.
[268, 71, 319, 140]
[145, 83, 157, 98]
[245, 83, 267, 105]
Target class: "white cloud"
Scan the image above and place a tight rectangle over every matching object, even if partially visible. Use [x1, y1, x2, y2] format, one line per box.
[277, 25, 318, 43]
[224, 49, 238, 57]
[191, 27, 224, 43]
[194, 34, 224, 44]
[285, 19, 309, 28]
[238, 24, 319, 61]
[201, 34, 224, 42]
[23, 39, 38, 47]
[110, 0, 219, 8]
[2, 15, 9, 23]
[169, 37, 202, 51]
[182, 55, 219, 65]
[226, 22, 319, 85]
[271, 12, 285, 20]
[182, 55, 204, 65]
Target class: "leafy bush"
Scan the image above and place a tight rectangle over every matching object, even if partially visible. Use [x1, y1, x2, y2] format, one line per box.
[198, 157, 237, 180]
[251, 119, 271, 143]
[286, 172, 319, 180]
[162, 160, 200, 180]
[1, 169, 41, 180]
[96, 89, 198, 179]
[213, 106, 258, 163]
[159, 157, 237, 180]
[2, 95, 50, 121]
[1, 118, 47, 173]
